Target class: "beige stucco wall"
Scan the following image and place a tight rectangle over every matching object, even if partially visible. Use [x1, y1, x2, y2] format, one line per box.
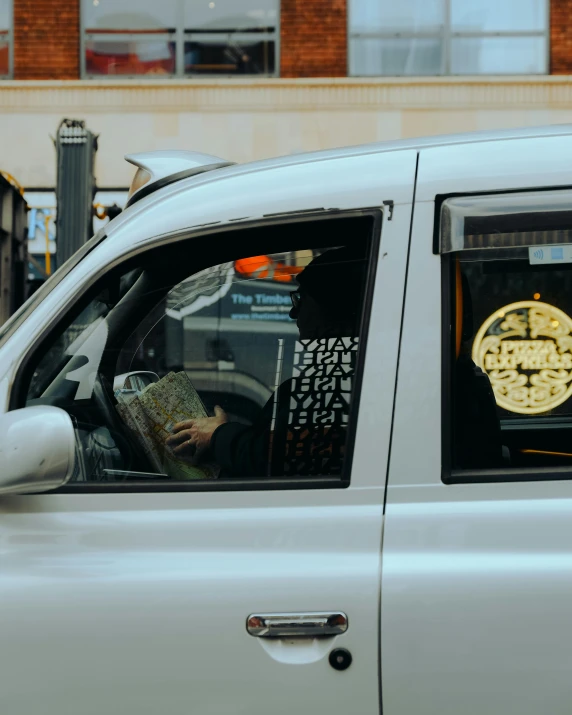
[2, 76, 572, 189]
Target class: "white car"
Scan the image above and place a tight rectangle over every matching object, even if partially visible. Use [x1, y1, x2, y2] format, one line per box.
[2, 125, 572, 714]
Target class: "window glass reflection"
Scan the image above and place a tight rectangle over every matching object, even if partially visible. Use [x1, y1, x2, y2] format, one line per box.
[82, 0, 178, 31]
[0, 40, 8, 76]
[351, 37, 444, 76]
[0, 0, 9, 30]
[185, 38, 275, 75]
[451, 36, 545, 74]
[451, 0, 545, 33]
[85, 40, 176, 76]
[184, 0, 278, 31]
[349, 0, 548, 76]
[350, 0, 444, 34]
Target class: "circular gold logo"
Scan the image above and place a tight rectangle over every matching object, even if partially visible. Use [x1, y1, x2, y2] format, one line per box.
[472, 301, 572, 415]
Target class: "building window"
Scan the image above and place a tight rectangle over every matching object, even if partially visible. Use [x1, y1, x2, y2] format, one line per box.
[81, 0, 278, 78]
[349, 0, 548, 76]
[0, 0, 12, 78]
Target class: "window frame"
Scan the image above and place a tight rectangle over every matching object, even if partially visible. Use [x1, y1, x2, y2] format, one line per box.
[10, 209, 382, 493]
[348, 0, 550, 77]
[79, 0, 280, 79]
[0, 0, 13, 79]
[437, 187, 572, 485]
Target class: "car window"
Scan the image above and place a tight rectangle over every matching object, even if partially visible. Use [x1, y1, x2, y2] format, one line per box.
[20, 216, 377, 488]
[0, 230, 107, 349]
[441, 190, 572, 478]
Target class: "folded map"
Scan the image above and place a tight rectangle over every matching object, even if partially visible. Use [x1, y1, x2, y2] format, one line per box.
[115, 371, 219, 480]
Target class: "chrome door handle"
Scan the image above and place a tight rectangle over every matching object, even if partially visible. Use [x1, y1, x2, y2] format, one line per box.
[247, 612, 348, 638]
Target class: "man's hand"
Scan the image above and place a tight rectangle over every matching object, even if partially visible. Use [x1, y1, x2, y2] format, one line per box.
[166, 406, 228, 459]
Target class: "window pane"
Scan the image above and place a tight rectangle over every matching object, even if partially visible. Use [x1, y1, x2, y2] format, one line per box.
[350, 37, 444, 76]
[23, 222, 373, 485]
[82, 0, 178, 31]
[184, 0, 278, 31]
[0, 40, 8, 75]
[0, 0, 9, 30]
[451, 0, 547, 33]
[444, 193, 572, 474]
[113, 246, 366, 481]
[451, 36, 546, 74]
[185, 37, 275, 74]
[85, 39, 176, 76]
[349, 0, 445, 34]
[452, 255, 572, 471]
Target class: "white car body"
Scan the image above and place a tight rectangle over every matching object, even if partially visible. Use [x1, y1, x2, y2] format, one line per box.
[1, 125, 572, 714]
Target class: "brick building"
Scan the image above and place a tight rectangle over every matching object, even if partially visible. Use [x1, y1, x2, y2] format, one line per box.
[3, 0, 568, 80]
[1, 0, 572, 190]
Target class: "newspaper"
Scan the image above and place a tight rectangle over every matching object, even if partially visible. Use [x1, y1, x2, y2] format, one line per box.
[115, 371, 219, 480]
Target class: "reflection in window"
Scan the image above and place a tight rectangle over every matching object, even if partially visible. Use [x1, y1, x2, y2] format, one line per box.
[184, 38, 275, 75]
[350, 37, 444, 76]
[0, 0, 11, 77]
[81, 0, 278, 77]
[349, 0, 548, 76]
[451, 37, 545, 75]
[86, 40, 176, 77]
[22, 221, 374, 486]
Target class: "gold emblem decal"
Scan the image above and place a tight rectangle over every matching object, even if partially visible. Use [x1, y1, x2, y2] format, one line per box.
[472, 301, 572, 414]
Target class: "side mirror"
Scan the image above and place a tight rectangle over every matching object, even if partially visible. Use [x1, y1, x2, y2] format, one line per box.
[113, 371, 160, 394]
[0, 406, 76, 494]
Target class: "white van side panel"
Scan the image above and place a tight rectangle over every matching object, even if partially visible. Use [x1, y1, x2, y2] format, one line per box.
[416, 134, 572, 202]
[382, 142, 572, 714]
[381, 481, 572, 715]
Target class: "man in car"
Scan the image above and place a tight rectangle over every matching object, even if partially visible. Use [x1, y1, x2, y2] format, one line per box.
[165, 245, 367, 478]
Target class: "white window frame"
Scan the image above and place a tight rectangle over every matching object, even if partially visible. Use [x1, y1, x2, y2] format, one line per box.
[348, 0, 550, 76]
[80, 0, 280, 79]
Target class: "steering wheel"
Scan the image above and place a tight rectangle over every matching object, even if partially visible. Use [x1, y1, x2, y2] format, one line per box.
[92, 373, 125, 435]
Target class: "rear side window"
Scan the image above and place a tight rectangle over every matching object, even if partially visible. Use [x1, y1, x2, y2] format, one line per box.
[440, 190, 572, 481]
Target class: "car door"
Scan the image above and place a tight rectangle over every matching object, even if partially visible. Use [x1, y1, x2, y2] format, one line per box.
[0, 153, 416, 715]
[382, 136, 572, 715]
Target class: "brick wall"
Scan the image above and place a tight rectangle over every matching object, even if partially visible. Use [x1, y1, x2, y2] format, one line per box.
[14, 0, 80, 79]
[550, 0, 572, 73]
[281, 0, 347, 77]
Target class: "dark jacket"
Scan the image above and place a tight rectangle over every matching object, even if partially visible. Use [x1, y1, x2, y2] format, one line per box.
[211, 378, 348, 479]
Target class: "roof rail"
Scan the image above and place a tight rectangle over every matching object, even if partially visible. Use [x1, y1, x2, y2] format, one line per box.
[125, 150, 235, 207]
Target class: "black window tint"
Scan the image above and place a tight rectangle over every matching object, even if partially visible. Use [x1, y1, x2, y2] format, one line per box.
[442, 192, 572, 479]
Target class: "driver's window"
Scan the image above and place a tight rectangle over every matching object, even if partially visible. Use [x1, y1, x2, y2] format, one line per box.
[21, 217, 375, 487]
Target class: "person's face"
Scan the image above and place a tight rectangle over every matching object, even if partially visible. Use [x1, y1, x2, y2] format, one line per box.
[290, 287, 326, 340]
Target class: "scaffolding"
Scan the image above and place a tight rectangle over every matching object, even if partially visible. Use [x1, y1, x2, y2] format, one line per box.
[55, 118, 98, 266]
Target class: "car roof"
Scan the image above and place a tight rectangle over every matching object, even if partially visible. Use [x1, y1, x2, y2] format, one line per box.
[135, 124, 572, 199]
[243, 124, 572, 167]
[107, 124, 572, 241]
